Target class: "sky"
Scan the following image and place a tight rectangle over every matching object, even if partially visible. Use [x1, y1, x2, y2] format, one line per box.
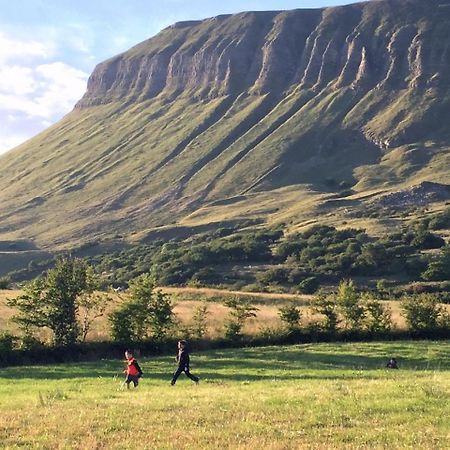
[0, 0, 362, 155]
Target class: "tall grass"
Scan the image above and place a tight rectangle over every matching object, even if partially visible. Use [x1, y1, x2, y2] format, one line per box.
[0, 288, 421, 341]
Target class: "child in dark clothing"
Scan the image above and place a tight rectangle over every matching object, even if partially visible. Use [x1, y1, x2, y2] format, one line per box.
[123, 350, 143, 389]
[386, 357, 398, 369]
[171, 340, 199, 385]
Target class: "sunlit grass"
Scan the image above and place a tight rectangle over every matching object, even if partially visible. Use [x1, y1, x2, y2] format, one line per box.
[0, 341, 449, 449]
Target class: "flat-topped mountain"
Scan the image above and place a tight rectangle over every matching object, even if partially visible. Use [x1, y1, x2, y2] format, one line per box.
[0, 0, 449, 249]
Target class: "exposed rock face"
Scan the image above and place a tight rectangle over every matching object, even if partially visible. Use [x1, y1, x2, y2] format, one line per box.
[78, 0, 450, 107]
[373, 182, 450, 208]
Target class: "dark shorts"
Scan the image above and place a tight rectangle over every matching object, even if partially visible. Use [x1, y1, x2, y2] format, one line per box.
[125, 374, 139, 386]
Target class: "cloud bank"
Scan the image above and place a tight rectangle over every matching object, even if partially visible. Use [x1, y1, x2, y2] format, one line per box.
[0, 31, 88, 155]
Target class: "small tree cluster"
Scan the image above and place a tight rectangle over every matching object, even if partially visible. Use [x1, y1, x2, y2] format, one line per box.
[8, 258, 107, 346]
[401, 294, 449, 331]
[312, 292, 340, 332]
[311, 280, 392, 333]
[109, 274, 174, 342]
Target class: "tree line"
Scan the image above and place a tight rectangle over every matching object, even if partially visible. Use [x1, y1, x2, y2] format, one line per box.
[2, 259, 449, 355]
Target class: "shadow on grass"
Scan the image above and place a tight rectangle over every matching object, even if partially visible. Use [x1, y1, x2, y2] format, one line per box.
[1, 344, 448, 381]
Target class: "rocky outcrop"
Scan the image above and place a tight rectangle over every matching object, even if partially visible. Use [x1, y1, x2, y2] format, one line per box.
[77, 0, 450, 107]
[373, 182, 450, 208]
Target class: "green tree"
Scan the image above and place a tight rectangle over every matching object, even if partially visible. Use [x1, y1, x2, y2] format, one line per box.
[421, 247, 450, 281]
[190, 302, 209, 339]
[7, 278, 47, 339]
[223, 297, 258, 339]
[45, 258, 90, 345]
[278, 305, 301, 332]
[109, 303, 136, 342]
[336, 279, 365, 330]
[401, 294, 445, 331]
[109, 274, 174, 341]
[148, 290, 174, 339]
[78, 279, 112, 342]
[8, 258, 94, 346]
[297, 276, 319, 294]
[312, 292, 340, 332]
[362, 294, 392, 333]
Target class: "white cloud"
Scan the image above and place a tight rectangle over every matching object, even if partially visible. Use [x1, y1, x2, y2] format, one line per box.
[0, 31, 55, 63]
[0, 31, 89, 155]
[0, 62, 88, 119]
[34, 62, 89, 117]
[0, 65, 36, 95]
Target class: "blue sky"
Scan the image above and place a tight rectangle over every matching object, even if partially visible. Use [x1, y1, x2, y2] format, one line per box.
[0, 0, 361, 155]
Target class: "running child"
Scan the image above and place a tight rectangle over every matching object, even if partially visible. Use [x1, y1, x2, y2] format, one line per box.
[171, 340, 199, 385]
[123, 350, 143, 389]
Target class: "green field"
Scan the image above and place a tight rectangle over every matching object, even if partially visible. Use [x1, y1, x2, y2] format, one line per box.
[1, 341, 449, 449]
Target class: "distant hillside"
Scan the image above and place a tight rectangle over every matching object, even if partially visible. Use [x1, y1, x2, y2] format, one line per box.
[0, 0, 450, 250]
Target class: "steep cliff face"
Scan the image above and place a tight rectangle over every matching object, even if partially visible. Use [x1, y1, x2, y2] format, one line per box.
[1, 0, 450, 247]
[78, 0, 450, 105]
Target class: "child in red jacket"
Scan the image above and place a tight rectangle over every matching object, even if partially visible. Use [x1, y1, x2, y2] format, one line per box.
[123, 350, 143, 389]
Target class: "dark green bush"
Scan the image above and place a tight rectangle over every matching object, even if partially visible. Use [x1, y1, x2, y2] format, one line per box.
[278, 305, 301, 331]
[0, 333, 17, 352]
[421, 247, 450, 281]
[0, 276, 11, 289]
[297, 276, 320, 294]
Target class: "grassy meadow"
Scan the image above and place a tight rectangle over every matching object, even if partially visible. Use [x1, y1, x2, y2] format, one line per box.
[0, 341, 449, 449]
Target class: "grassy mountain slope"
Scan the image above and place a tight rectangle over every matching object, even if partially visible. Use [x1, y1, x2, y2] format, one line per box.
[0, 0, 450, 250]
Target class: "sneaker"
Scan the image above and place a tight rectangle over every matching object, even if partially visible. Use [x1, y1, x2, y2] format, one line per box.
[170, 380, 175, 386]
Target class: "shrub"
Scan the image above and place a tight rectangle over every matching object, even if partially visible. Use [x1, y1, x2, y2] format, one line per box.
[375, 279, 390, 299]
[278, 305, 301, 332]
[428, 207, 450, 230]
[223, 297, 258, 340]
[275, 239, 305, 260]
[257, 267, 289, 285]
[0, 276, 11, 289]
[190, 267, 222, 285]
[401, 294, 445, 331]
[0, 333, 17, 352]
[297, 276, 319, 294]
[421, 247, 450, 281]
[411, 232, 445, 249]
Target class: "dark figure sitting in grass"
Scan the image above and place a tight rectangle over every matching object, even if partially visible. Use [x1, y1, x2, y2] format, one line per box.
[386, 358, 398, 369]
[171, 340, 199, 386]
[123, 350, 143, 389]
